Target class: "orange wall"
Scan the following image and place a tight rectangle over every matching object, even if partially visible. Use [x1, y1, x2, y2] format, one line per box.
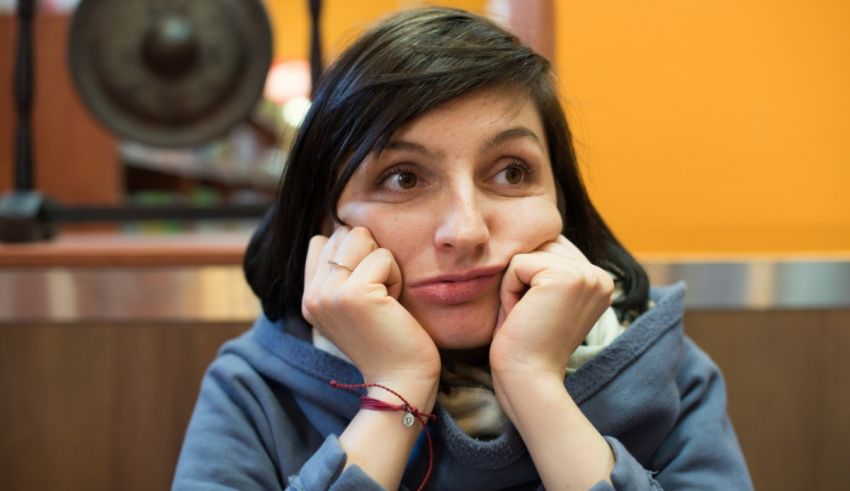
[267, 0, 487, 61]
[555, 1, 850, 254]
[267, 1, 849, 255]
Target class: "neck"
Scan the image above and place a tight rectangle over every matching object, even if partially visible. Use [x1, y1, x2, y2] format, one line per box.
[439, 344, 490, 366]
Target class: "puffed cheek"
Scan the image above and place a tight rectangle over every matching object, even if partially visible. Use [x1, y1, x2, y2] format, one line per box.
[519, 202, 563, 245]
[339, 206, 420, 258]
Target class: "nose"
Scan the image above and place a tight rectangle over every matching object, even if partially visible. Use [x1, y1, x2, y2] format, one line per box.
[433, 181, 490, 254]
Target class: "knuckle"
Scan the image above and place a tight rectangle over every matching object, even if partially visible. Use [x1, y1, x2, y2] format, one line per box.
[325, 286, 361, 311]
[570, 275, 592, 293]
[507, 253, 526, 269]
[313, 286, 334, 310]
[308, 235, 328, 254]
[301, 305, 314, 324]
[348, 226, 374, 246]
[318, 289, 337, 310]
[349, 226, 370, 238]
[302, 296, 320, 320]
[559, 268, 600, 293]
[561, 269, 589, 287]
[600, 274, 615, 294]
[590, 266, 614, 289]
[372, 248, 394, 264]
[332, 290, 351, 309]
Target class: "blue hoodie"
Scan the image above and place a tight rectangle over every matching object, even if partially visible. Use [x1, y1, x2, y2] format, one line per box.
[173, 283, 753, 490]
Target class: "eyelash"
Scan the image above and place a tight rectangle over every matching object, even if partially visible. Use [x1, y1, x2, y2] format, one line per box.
[497, 159, 534, 185]
[376, 164, 422, 193]
[375, 159, 534, 193]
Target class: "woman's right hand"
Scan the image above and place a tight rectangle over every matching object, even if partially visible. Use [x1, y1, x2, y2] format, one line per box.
[303, 226, 440, 489]
[302, 225, 441, 388]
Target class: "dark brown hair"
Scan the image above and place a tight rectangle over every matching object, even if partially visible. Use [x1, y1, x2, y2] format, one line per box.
[245, 7, 648, 323]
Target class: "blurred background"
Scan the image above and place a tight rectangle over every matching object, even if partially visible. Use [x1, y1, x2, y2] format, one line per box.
[0, 0, 848, 489]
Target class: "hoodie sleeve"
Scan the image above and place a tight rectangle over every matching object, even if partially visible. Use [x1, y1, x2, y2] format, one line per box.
[287, 436, 387, 491]
[172, 353, 386, 491]
[588, 338, 753, 491]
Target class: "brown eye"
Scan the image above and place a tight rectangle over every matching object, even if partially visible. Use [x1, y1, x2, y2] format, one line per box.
[503, 164, 525, 185]
[396, 171, 418, 189]
[377, 165, 426, 194]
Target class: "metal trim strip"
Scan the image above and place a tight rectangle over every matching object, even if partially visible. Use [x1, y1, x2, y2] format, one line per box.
[2, 260, 848, 322]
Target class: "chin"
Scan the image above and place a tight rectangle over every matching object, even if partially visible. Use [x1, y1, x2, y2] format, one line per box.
[412, 304, 498, 350]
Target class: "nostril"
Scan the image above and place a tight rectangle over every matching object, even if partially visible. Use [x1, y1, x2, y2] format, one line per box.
[433, 194, 491, 250]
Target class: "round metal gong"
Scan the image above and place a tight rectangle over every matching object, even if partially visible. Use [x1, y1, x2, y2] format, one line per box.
[68, 0, 273, 147]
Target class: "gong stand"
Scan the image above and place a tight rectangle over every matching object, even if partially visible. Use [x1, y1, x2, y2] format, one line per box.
[0, 0, 55, 242]
[0, 0, 324, 243]
[309, 0, 323, 96]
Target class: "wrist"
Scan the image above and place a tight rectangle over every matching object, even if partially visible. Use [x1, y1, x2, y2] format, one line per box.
[362, 375, 439, 413]
[337, 377, 439, 491]
[492, 369, 568, 424]
[491, 361, 565, 389]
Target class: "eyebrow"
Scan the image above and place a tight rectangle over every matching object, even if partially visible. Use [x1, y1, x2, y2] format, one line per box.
[483, 127, 544, 152]
[382, 139, 437, 158]
[380, 126, 544, 159]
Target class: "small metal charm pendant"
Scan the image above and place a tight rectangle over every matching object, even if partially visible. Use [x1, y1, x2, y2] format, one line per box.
[402, 411, 416, 428]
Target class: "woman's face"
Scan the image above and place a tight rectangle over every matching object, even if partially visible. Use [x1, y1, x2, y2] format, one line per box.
[337, 87, 562, 349]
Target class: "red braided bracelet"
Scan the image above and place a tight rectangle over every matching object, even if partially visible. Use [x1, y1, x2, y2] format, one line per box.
[329, 380, 436, 491]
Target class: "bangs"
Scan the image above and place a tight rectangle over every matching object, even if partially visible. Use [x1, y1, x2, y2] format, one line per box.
[305, 9, 548, 213]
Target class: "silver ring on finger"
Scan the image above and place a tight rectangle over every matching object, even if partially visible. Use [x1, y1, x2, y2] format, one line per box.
[327, 260, 354, 272]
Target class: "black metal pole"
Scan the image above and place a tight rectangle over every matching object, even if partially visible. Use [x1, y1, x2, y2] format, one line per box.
[14, 0, 36, 191]
[308, 0, 322, 97]
[50, 203, 270, 223]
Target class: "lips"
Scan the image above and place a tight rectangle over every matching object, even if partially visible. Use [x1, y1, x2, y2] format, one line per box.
[407, 266, 504, 305]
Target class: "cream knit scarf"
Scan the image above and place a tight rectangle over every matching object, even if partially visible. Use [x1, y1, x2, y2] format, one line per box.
[312, 303, 632, 439]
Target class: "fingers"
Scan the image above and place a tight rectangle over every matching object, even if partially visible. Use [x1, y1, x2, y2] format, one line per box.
[304, 226, 401, 319]
[500, 251, 552, 315]
[304, 235, 329, 292]
[500, 235, 614, 316]
[348, 248, 404, 299]
[327, 226, 378, 281]
[534, 236, 612, 291]
[537, 235, 587, 261]
[549, 236, 615, 301]
[303, 233, 332, 323]
[311, 226, 347, 290]
[307, 226, 375, 287]
[324, 227, 402, 299]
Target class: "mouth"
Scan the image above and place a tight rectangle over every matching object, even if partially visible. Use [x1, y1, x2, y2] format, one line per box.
[407, 265, 505, 305]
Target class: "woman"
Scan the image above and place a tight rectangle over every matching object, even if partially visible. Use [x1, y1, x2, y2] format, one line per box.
[174, 8, 752, 490]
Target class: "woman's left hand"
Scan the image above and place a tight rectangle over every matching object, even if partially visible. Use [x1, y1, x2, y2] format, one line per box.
[489, 236, 617, 488]
[489, 235, 614, 388]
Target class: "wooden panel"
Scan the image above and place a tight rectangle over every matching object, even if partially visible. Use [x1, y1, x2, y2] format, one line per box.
[685, 310, 850, 491]
[0, 14, 119, 205]
[0, 322, 248, 491]
[1, 312, 847, 490]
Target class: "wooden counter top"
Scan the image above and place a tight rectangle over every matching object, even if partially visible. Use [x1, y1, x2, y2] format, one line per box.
[0, 231, 252, 267]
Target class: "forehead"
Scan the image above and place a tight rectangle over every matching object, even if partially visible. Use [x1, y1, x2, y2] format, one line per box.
[387, 86, 546, 149]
